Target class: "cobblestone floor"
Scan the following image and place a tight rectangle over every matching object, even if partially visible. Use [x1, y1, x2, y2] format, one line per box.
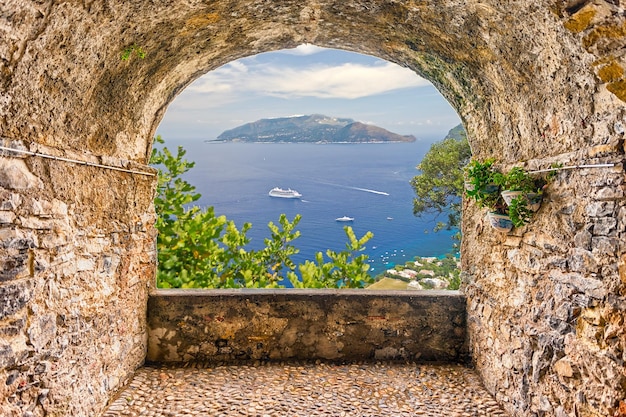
[103, 362, 509, 417]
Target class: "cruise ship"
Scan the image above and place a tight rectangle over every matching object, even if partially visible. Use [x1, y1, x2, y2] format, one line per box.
[268, 187, 302, 199]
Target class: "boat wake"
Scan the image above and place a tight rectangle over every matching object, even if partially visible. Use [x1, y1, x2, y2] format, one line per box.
[313, 180, 389, 196]
[349, 187, 389, 196]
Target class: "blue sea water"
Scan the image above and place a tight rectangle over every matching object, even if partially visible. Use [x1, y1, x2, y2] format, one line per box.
[163, 139, 458, 277]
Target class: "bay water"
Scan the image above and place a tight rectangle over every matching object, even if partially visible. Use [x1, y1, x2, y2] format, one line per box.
[163, 138, 458, 278]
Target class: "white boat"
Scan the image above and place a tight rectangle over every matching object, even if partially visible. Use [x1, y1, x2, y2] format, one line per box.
[335, 216, 354, 222]
[268, 187, 302, 199]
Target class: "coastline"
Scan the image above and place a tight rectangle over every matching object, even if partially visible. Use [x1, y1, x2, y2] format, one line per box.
[368, 253, 461, 291]
[205, 140, 415, 144]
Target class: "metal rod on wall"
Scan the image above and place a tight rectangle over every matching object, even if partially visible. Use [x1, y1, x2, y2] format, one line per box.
[0, 145, 156, 177]
[529, 163, 617, 174]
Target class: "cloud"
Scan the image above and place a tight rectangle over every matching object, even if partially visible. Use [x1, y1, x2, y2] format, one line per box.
[278, 43, 326, 56]
[189, 60, 429, 100]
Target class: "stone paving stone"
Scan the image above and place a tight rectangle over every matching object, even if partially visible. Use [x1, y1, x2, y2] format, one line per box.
[102, 362, 509, 416]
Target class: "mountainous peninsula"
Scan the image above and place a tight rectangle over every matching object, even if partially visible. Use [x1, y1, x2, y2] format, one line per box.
[213, 114, 416, 143]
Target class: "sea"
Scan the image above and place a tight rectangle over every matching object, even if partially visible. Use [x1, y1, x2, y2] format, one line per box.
[160, 138, 458, 278]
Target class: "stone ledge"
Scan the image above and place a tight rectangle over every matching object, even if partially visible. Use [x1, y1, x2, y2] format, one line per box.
[147, 289, 468, 364]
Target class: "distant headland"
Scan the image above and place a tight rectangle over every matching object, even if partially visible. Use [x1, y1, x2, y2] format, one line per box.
[208, 114, 416, 144]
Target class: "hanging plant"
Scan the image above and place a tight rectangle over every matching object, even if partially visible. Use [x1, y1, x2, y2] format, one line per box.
[464, 158, 501, 210]
[507, 196, 534, 227]
[465, 160, 553, 231]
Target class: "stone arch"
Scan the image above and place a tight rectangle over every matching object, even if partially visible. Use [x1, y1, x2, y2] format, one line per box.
[1, 1, 624, 416]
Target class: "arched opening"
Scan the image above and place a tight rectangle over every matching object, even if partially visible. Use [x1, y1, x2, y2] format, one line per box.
[152, 45, 464, 289]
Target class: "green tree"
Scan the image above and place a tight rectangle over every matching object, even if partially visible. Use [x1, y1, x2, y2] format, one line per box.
[410, 125, 471, 233]
[287, 227, 374, 288]
[150, 136, 375, 289]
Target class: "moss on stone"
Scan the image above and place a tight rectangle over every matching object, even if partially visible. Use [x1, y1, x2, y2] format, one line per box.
[186, 12, 220, 28]
[563, 8, 596, 34]
[607, 80, 626, 102]
[598, 61, 624, 83]
[583, 21, 626, 49]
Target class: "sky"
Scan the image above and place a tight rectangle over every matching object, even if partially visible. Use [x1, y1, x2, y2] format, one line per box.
[156, 44, 461, 142]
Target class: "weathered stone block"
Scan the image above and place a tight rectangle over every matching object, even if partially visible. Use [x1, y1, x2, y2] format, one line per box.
[595, 186, 624, 200]
[0, 191, 22, 210]
[553, 357, 574, 378]
[586, 201, 615, 217]
[0, 251, 30, 282]
[0, 227, 24, 243]
[591, 236, 620, 256]
[76, 257, 96, 272]
[0, 345, 15, 368]
[27, 314, 57, 352]
[0, 211, 16, 224]
[568, 248, 599, 273]
[574, 229, 592, 250]
[40, 231, 69, 249]
[0, 280, 33, 319]
[550, 271, 606, 300]
[0, 315, 26, 337]
[0, 159, 42, 190]
[592, 217, 617, 236]
[19, 216, 57, 230]
[618, 206, 626, 232]
[51, 199, 68, 218]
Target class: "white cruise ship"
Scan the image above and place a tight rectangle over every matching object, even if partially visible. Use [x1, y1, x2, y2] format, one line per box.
[268, 187, 302, 199]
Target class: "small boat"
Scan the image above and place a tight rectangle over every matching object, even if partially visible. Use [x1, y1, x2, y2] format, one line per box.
[335, 216, 354, 222]
[386, 217, 393, 220]
[268, 187, 302, 199]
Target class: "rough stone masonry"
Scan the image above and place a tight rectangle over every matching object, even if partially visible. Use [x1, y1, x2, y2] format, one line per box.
[0, 1, 625, 416]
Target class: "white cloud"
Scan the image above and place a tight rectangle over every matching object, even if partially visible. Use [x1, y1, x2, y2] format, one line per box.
[278, 43, 326, 56]
[189, 61, 429, 99]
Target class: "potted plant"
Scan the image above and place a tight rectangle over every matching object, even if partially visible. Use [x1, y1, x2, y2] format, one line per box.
[496, 166, 545, 212]
[507, 196, 533, 227]
[485, 210, 514, 232]
[464, 158, 500, 209]
[495, 166, 549, 227]
[494, 166, 536, 202]
[485, 191, 514, 232]
[465, 159, 515, 232]
[466, 161, 552, 231]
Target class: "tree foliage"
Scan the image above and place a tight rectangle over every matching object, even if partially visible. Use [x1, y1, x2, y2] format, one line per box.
[150, 136, 374, 289]
[410, 126, 471, 232]
[287, 227, 375, 288]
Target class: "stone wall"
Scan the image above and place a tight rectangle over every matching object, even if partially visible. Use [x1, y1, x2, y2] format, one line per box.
[463, 148, 625, 417]
[461, 3, 626, 416]
[147, 290, 467, 364]
[0, 141, 157, 416]
[0, 1, 625, 416]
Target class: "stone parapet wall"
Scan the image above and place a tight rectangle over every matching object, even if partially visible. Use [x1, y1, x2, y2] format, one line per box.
[147, 290, 468, 364]
[0, 141, 157, 417]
